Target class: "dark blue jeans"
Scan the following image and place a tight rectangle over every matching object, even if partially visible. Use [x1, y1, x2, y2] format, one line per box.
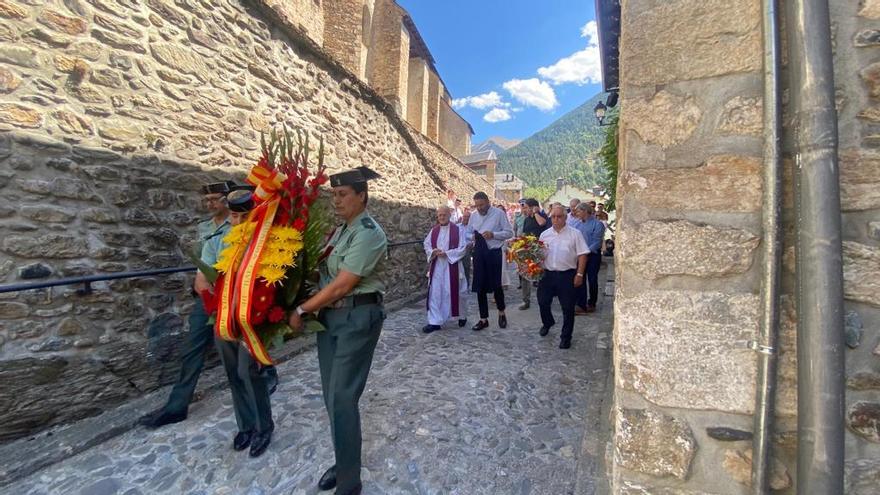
[576, 253, 601, 309]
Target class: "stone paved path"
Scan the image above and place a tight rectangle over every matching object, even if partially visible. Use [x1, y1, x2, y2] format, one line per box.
[8, 268, 613, 495]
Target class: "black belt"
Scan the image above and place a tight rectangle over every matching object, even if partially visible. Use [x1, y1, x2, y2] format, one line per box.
[329, 292, 383, 309]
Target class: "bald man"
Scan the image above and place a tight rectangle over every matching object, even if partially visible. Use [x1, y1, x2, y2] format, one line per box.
[423, 206, 470, 333]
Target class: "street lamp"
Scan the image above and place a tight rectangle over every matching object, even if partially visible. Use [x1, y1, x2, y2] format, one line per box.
[594, 101, 607, 125]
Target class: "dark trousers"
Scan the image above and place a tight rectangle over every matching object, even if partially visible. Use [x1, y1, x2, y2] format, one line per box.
[477, 287, 506, 319]
[215, 338, 273, 434]
[576, 253, 602, 309]
[538, 269, 577, 341]
[164, 296, 212, 415]
[318, 304, 385, 492]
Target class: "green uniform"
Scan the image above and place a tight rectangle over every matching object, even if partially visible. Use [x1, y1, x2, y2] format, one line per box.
[206, 222, 273, 436]
[317, 210, 387, 492]
[161, 217, 229, 416]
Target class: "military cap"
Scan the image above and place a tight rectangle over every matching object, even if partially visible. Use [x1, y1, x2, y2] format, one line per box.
[329, 166, 381, 187]
[227, 189, 254, 212]
[200, 181, 236, 195]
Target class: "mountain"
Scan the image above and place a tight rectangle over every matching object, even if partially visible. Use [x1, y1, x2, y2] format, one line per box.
[472, 136, 521, 156]
[497, 93, 607, 192]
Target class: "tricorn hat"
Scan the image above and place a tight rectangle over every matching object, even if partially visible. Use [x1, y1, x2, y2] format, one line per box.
[201, 181, 236, 195]
[329, 166, 381, 187]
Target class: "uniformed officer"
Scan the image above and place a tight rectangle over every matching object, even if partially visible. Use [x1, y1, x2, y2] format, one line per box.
[207, 188, 275, 457]
[138, 181, 234, 429]
[288, 166, 387, 495]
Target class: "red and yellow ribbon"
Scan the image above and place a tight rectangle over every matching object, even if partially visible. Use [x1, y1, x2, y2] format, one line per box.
[214, 164, 288, 365]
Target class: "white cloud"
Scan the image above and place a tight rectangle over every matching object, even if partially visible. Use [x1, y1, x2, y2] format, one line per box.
[537, 20, 603, 86]
[483, 108, 512, 123]
[502, 78, 558, 111]
[451, 91, 509, 110]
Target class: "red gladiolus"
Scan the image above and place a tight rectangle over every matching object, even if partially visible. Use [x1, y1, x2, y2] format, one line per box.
[268, 306, 286, 323]
[292, 217, 307, 231]
[251, 309, 267, 325]
[252, 280, 276, 312]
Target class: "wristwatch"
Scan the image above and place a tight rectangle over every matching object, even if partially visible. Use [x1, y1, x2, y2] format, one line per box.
[295, 305, 308, 316]
[576, 273, 584, 277]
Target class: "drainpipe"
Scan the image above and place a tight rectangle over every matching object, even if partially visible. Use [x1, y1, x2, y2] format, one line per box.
[749, 0, 783, 492]
[786, 0, 846, 493]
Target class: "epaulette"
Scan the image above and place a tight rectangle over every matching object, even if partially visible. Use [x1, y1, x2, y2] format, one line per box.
[361, 217, 376, 229]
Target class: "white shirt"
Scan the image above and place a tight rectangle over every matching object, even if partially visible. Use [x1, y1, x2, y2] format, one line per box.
[466, 206, 513, 250]
[539, 225, 588, 271]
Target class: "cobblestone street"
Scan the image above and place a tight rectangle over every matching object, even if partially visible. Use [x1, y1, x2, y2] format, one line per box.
[7, 266, 613, 495]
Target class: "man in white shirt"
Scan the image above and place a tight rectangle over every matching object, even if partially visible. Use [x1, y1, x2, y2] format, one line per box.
[467, 191, 513, 331]
[450, 198, 463, 224]
[538, 206, 588, 349]
[423, 206, 470, 333]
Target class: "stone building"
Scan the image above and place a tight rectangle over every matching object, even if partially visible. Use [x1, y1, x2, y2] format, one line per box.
[546, 178, 606, 208]
[494, 173, 525, 203]
[0, 0, 489, 442]
[460, 149, 497, 188]
[598, 0, 880, 492]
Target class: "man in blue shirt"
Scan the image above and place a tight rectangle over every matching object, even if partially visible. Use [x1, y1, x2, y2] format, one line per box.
[573, 202, 606, 313]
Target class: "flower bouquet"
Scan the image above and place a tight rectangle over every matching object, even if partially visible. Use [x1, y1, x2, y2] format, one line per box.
[209, 127, 332, 365]
[506, 235, 546, 281]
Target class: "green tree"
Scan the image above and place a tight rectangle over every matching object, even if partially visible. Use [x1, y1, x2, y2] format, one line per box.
[599, 112, 619, 212]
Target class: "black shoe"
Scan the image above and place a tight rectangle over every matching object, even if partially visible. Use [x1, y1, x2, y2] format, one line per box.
[318, 465, 337, 490]
[471, 320, 489, 331]
[140, 410, 186, 429]
[422, 324, 441, 334]
[248, 428, 272, 457]
[458, 318, 467, 327]
[337, 483, 362, 495]
[498, 314, 507, 328]
[539, 326, 550, 337]
[559, 339, 572, 349]
[136, 408, 164, 426]
[518, 302, 530, 310]
[233, 430, 254, 451]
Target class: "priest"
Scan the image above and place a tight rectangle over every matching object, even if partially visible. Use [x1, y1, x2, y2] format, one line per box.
[422, 206, 470, 333]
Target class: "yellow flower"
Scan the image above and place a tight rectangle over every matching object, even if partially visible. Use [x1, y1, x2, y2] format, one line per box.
[257, 265, 287, 285]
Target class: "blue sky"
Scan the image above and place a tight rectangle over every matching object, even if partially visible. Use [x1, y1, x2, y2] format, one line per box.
[398, 0, 603, 144]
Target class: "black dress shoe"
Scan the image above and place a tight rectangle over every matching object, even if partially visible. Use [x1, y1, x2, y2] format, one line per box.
[539, 326, 550, 337]
[337, 483, 362, 495]
[140, 410, 186, 429]
[249, 428, 272, 457]
[559, 339, 572, 349]
[136, 408, 163, 426]
[233, 430, 254, 451]
[458, 318, 467, 327]
[471, 320, 489, 331]
[422, 324, 440, 334]
[318, 465, 337, 490]
[498, 314, 507, 328]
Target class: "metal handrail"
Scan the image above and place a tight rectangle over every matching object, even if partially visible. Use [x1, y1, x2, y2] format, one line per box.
[0, 241, 424, 294]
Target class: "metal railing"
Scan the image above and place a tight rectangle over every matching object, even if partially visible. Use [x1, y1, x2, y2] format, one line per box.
[0, 241, 423, 295]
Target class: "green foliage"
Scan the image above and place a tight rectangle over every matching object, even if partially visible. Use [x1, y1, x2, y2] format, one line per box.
[522, 185, 555, 202]
[599, 112, 619, 212]
[497, 93, 607, 191]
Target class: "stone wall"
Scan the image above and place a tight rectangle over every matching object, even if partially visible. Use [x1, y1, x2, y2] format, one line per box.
[439, 98, 471, 158]
[0, 0, 489, 443]
[406, 57, 429, 133]
[612, 0, 880, 492]
[366, 0, 407, 114]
